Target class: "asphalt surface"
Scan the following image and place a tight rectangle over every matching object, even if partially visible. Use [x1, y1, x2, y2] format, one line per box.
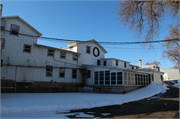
[57, 86, 179, 118]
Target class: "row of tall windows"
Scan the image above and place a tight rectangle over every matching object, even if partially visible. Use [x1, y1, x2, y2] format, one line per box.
[46, 65, 77, 79]
[94, 71, 123, 85]
[124, 71, 150, 86]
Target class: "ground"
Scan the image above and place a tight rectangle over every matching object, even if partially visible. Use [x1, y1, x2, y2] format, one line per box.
[58, 86, 179, 118]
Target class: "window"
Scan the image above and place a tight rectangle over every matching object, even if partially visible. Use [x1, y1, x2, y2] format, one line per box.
[87, 70, 91, 78]
[124, 72, 128, 85]
[103, 60, 106, 66]
[10, 24, 20, 36]
[132, 67, 134, 69]
[97, 60, 101, 65]
[86, 46, 91, 54]
[72, 69, 77, 78]
[116, 60, 118, 66]
[46, 65, 53, 77]
[1, 39, 5, 49]
[99, 71, 104, 85]
[47, 49, 54, 57]
[59, 67, 65, 78]
[60, 51, 66, 59]
[105, 71, 110, 85]
[117, 72, 122, 84]
[23, 44, 31, 53]
[135, 74, 138, 85]
[124, 62, 126, 67]
[94, 72, 98, 84]
[73, 54, 78, 61]
[111, 72, 116, 85]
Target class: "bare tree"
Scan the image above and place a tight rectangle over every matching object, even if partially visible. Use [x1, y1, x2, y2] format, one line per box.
[117, 0, 179, 67]
[117, 0, 179, 41]
[162, 24, 179, 67]
[146, 60, 160, 66]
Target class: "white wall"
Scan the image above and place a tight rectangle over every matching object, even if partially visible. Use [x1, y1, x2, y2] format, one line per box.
[153, 72, 163, 85]
[76, 43, 105, 65]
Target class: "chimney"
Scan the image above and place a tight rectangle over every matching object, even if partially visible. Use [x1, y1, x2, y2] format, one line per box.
[0, 4, 3, 17]
[139, 59, 142, 66]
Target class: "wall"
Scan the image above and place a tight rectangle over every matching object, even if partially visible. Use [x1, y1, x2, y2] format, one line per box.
[160, 68, 180, 80]
[112, 59, 129, 69]
[152, 71, 163, 85]
[77, 43, 105, 65]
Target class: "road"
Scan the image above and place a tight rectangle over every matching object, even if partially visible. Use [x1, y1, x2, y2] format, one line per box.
[59, 86, 179, 118]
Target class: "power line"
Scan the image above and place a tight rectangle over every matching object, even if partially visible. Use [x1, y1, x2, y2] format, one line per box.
[3, 29, 180, 45]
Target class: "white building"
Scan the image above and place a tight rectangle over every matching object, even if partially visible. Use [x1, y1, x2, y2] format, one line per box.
[1, 16, 164, 93]
[160, 68, 180, 81]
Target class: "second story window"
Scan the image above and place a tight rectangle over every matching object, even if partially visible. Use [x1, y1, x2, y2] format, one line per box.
[87, 70, 91, 78]
[124, 62, 126, 68]
[59, 67, 65, 78]
[23, 44, 31, 53]
[104, 60, 106, 66]
[97, 60, 101, 65]
[86, 46, 91, 54]
[46, 65, 53, 77]
[132, 67, 134, 69]
[73, 54, 78, 61]
[10, 24, 20, 36]
[116, 60, 118, 66]
[60, 51, 66, 59]
[72, 69, 77, 79]
[47, 49, 54, 57]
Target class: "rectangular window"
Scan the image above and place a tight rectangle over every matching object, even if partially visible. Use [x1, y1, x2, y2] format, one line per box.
[10, 24, 20, 36]
[86, 46, 91, 54]
[138, 74, 141, 85]
[73, 54, 78, 61]
[87, 70, 91, 78]
[103, 60, 106, 66]
[124, 62, 126, 67]
[128, 72, 131, 85]
[47, 49, 54, 57]
[23, 44, 31, 53]
[94, 72, 98, 84]
[124, 72, 128, 85]
[105, 71, 110, 85]
[46, 65, 53, 77]
[117, 72, 122, 84]
[72, 69, 77, 79]
[60, 51, 66, 59]
[116, 60, 118, 66]
[132, 67, 134, 69]
[1, 39, 5, 49]
[99, 71, 104, 85]
[97, 60, 101, 65]
[135, 74, 138, 85]
[111, 72, 116, 85]
[59, 67, 65, 78]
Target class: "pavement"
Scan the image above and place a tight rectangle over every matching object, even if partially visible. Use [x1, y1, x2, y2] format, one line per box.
[59, 86, 179, 118]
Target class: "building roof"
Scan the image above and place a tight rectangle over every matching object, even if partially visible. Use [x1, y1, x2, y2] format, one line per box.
[101, 58, 130, 63]
[34, 44, 81, 55]
[2, 16, 42, 37]
[63, 39, 108, 53]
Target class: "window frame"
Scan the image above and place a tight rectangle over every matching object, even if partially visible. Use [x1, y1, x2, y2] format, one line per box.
[87, 70, 91, 78]
[46, 65, 53, 77]
[23, 44, 32, 53]
[59, 67, 65, 78]
[10, 24, 20, 36]
[124, 62, 126, 68]
[47, 49, 54, 57]
[72, 69, 77, 79]
[86, 46, 91, 54]
[97, 60, 101, 65]
[60, 51, 66, 59]
[73, 54, 78, 61]
[103, 60, 106, 66]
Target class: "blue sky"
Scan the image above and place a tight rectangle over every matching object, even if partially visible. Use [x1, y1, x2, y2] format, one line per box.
[1, 1, 175, 68]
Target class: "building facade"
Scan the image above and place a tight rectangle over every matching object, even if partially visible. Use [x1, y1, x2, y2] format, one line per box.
[160, 68, 180, 81]
[1, 16, 164, 93]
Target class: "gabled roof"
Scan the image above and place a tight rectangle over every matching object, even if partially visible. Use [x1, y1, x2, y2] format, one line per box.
[1, 16, 42, 37]
[63, 39, 107, 53]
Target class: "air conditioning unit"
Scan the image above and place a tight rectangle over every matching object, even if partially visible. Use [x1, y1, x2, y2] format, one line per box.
[1, 20, 6, 28]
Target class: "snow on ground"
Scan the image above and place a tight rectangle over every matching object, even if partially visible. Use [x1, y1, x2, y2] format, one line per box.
[1, 83, 168, 118]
